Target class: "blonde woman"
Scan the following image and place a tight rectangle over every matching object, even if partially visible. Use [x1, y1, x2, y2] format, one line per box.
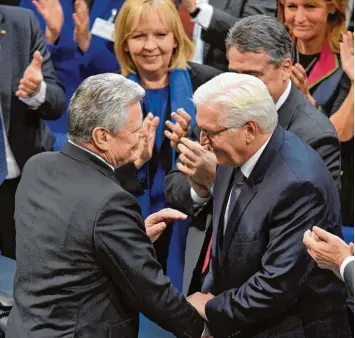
[114, 0, 220, 291]
[278, 0, 354, 226]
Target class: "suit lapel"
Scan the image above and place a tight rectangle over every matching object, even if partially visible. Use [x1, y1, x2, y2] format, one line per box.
[220, 182, 257, 265]
[0, 12, 13, 131]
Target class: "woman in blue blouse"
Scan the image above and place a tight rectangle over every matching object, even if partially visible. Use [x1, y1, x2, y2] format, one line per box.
[114, 0, 220, 293]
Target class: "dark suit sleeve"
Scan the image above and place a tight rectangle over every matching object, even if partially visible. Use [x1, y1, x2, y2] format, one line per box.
[94, 188, 204, 338]
[307, 133, 341, 192]
[201, 1, 276, 52]
[28, 11, 66, 120]
[205, 180, 329, 336]
[344, 260, 354, 297]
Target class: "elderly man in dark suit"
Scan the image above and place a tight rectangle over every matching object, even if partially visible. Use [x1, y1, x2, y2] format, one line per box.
[6, 74, 204, 338]
[0, 5, 66, 259]
[184, 72, 350, 337]
[179, 0, 276, 70]
[165, 15, 341, 294]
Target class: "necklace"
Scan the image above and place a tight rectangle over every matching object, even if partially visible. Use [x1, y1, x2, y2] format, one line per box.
[296, 50, 319, 73]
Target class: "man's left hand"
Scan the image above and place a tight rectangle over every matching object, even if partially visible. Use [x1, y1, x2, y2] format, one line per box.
[16, 51, 43, 99]
[73, 0, 91, 53]
[303, 226, 352, 279]
[187, 292, 214, 319]
[145, 208, 187, 242]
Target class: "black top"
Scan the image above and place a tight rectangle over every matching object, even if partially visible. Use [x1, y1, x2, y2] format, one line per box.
[296, 50, 321, 75]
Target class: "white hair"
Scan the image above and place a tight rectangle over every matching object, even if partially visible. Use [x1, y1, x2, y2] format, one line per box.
[193, 73, 278, 133]
[68, 73, 145, 144]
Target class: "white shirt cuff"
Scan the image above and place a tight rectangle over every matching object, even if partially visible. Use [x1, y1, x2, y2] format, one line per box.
[195, 4, 214, 30]
[191, 187, 209, 208]
[340, 256, 354, 281]
[19, 81, 47, 110]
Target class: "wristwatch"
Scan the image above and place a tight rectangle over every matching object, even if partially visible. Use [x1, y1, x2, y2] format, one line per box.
[189, 7, 201, 18]
[207, 183, 214, 196]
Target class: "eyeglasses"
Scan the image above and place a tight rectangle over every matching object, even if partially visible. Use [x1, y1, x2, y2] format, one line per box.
[200, 123, 242, 141]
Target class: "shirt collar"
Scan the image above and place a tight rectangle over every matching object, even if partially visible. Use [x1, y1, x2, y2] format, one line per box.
[240, 134, 272, 178]
[275, 80, 292, 111]
[68, 139, 116, 172]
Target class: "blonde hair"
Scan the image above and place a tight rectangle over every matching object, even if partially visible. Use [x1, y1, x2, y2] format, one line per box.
[114, 0, 194, 76]
[277, 0, 347, 53]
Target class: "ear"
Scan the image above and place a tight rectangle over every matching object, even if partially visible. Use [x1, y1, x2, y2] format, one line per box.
[326, 1, 336, 15]
[244, 121, 258, 144]
[281, 58, 293, 81]
[173, 37, 178, 49]
[91, 127, 112, 151]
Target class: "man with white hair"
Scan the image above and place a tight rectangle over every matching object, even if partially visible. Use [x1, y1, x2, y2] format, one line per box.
[6, 74, 205, 338]
[186, 73, 351, 337]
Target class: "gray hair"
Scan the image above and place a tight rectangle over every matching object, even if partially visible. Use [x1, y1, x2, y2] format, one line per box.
[68, 73, 145, 144]
[226, 15, 294, 66]
[193, 73, 278, 133]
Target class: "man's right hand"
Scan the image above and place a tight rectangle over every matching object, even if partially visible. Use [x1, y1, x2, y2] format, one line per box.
[33, 0, 64, 45]
[177, 137, 217, 188]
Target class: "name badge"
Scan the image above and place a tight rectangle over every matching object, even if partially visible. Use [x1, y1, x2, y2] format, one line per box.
[91, 18, 115, 42]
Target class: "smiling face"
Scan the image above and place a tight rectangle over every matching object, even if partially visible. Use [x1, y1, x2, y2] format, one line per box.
[283, 0, 333, 43]
[125, 9, 177, 79]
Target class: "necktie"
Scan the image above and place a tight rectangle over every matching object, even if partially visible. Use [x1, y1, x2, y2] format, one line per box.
[202, 167, 246, 274]
[226, 167, 246, 222]
[0, 105, 8, 185]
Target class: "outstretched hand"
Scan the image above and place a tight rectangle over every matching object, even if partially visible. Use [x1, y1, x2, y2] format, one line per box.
[145, 208, 187, 242]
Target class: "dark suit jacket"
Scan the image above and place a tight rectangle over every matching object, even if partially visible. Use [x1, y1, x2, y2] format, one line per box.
[0, 5, 65, 169]
[344, 260, 354, 297]
[6, 143, 204, 338]
[203, 127, 350, 337]
[201, 0, 276, 70]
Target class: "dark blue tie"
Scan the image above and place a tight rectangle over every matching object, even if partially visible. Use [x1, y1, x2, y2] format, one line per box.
[227, 167, 246, 221]
[0, 105, 8, 185]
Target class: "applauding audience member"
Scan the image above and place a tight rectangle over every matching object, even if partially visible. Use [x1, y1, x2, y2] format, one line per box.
[277, 0, 354, 226]
[20, 0, 124, 150]
[0, 5, 65, 259]
[304, 226, 354, 296]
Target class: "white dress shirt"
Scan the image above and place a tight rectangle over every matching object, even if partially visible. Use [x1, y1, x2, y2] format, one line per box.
[2, 81, 47, 180]
[340, 256, 355, 281]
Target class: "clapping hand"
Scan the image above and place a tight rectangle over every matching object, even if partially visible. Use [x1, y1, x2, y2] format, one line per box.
[303, 226, 353, 279]
[340, 31, 354, 83]
[73, 0, 91, 52]
[33, 0, 64, 44]
[145, 208, 187, 242]
[16, 51, 44, 99]
[164, 108, 191, 150]
[134, 113, 160, 170]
